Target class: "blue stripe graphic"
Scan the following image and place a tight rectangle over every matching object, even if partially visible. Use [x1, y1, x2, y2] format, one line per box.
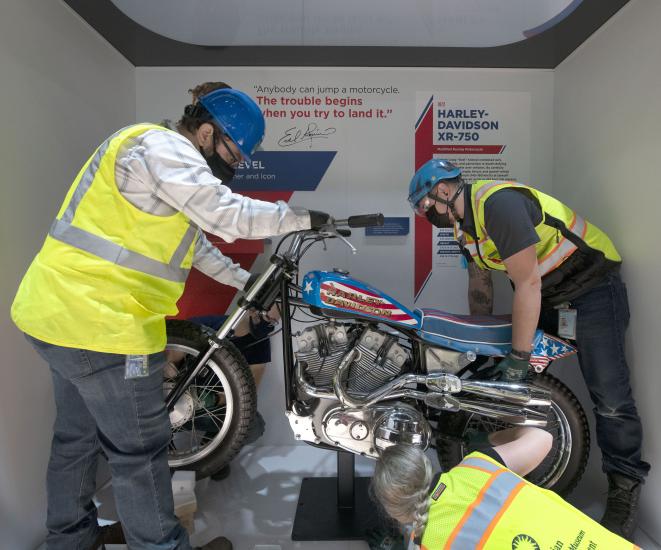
[230, 151, 336, 192]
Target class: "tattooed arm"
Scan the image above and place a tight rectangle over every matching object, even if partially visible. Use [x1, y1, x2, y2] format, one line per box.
[467, 261, 494, 315]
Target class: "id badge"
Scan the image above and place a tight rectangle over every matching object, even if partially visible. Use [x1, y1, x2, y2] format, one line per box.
[125, 354, 149, 379]
[558, 308, 577, 340]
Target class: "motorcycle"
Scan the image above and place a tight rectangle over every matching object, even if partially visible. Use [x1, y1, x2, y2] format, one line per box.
[163, 213, 589, 495]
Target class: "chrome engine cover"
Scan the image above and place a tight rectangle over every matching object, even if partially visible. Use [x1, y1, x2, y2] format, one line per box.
[318, 402, 431, 459]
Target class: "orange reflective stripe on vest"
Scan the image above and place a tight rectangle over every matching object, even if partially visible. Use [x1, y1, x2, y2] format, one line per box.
[421, 452, 638, 550]
[460, 180, 620, 276]
[444, 457, 524, 549]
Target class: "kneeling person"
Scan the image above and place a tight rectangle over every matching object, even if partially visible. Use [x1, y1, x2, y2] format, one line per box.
[372, 428, 637, 549]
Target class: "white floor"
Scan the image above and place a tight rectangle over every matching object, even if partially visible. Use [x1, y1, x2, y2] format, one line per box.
[92, 443, 660, 550]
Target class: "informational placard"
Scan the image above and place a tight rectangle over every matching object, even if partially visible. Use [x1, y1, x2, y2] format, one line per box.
[365, 217, 409, 236]
[413, 91, 531, 301]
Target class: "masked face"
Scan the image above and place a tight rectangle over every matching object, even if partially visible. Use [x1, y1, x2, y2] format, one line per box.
[198, 125, 241, 183]
[425, 205, 454, 228]
[201, 148, 236, 182]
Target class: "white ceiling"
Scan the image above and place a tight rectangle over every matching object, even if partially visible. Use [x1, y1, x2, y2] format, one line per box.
[110, 0, 582, 48]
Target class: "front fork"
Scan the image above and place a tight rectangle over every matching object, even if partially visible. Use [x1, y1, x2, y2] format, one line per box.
[165, 262, 283, 412]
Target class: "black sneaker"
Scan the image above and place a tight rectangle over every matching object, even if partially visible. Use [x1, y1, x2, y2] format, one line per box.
[600, 472, 641, 541]
[91, 522, 126, 549]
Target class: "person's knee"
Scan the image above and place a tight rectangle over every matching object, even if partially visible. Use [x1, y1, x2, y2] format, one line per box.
[594, 399, 638, 421]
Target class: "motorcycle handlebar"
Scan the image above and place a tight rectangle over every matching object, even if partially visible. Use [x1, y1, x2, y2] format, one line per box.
[346, 213, 385, 228]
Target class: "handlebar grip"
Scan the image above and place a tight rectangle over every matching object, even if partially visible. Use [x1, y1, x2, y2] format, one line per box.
[347, 213, 385, 228]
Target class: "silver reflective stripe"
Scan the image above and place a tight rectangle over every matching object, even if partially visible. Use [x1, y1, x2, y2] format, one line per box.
[451, 469, 523, 549]
[460, 456, 502, 473]
[169, 225, 198, 266]
[61, 126, 129, 223]
[49, 219, 190, 283]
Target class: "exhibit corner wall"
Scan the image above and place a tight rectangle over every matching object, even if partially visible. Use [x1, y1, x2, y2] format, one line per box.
[554, 0, 661, 541]
[0, 1, 135, 547]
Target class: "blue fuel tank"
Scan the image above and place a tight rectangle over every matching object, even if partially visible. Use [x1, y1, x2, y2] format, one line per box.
[300, 270, 420, 329]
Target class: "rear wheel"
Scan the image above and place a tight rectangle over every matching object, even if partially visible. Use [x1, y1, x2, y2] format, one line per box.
[437, 373, 590, 495]
[165, 320, 256, 479]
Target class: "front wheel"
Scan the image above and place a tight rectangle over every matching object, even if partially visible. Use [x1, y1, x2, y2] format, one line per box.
[164, 320, 256, 479]
[437, 373, 590, 496]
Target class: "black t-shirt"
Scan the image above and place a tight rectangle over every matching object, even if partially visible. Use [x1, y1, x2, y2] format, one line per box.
[461, 186, 542, 261]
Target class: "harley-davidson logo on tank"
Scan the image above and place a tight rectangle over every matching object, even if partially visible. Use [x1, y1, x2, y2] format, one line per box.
[302, 271, 420, 327]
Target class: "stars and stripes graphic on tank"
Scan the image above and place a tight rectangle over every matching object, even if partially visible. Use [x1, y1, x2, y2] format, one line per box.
[301, 271, 420, 327]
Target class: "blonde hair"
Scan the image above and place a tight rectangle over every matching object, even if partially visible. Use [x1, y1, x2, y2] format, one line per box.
[372, 445, 433, 535]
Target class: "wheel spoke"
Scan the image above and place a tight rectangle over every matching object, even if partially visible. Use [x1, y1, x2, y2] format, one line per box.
[165, 341, 237, 468]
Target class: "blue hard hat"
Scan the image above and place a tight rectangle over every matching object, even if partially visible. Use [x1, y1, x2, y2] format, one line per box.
[198, 88, 265, 161]
[407, 159, 462, 210]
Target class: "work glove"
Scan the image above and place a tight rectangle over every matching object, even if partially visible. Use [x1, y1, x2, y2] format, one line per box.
[309, 210, 331, 230]
[485, 353, 530, 382]
[365, 527, 407, 550]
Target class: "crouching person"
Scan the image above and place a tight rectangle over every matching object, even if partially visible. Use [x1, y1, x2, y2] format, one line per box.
[372, 428, 637, 549]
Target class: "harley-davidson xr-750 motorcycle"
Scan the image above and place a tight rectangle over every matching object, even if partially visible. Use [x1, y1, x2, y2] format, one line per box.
[163, 213, 589, 495]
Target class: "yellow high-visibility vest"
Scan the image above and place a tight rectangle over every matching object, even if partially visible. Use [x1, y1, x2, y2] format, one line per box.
[11, 124, 197, 354]
[420, 452, 637, 550]
[456, 180, 620, 303]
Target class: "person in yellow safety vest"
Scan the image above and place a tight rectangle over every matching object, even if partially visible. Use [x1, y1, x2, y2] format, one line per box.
[372, 427, 639, 550]
[407, 160, 650, 540]
[10, 85, 330, 550]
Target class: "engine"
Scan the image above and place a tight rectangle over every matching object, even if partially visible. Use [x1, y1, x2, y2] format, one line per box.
[295, 321, 410, 394]
[290, 321, 431, 458]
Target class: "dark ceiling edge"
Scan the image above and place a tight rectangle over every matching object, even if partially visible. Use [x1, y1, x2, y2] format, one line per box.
[64, 0, 630, 69]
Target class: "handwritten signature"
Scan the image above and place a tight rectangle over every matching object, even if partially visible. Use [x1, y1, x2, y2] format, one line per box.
[277, 123, 336, 147]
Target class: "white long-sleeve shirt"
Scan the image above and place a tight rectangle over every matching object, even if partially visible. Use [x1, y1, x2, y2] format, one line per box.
[114, 126, 311, 289]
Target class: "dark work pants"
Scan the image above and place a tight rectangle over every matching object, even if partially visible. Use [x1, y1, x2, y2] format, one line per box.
[26, 335, 191, 550]
[540, 270, 650, 482]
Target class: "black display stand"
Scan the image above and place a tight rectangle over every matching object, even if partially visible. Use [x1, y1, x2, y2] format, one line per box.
[291, 450, 386, 541]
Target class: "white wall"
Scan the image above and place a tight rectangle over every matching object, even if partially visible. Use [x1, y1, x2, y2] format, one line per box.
[0, 1, 135, 547]
[554, 0, 661, 541]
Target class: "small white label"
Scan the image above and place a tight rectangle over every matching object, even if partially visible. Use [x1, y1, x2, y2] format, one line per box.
[125, 355, 149, 379]
[558, 308, 577, 340]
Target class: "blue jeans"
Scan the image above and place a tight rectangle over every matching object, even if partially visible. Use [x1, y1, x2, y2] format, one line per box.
[540, 270, 651, 482]
[27, 335, 192, 550]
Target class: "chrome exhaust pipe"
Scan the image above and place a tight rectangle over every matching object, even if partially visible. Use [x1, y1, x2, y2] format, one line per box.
[333, 349, 428, 408]
[460, 379, 552, 408]
[456, 398, 549, 427]
[295, 360, 337, 400]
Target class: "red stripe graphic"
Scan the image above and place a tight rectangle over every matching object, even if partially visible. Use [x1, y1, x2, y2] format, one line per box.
[433, 145, 505, 155]
[321, 283, 399, 309]
[414, 98, 434, 301]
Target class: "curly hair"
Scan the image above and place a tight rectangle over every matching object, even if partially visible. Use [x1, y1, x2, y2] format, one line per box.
[371, 445, 433, 536]
[176, 81, 231, 133]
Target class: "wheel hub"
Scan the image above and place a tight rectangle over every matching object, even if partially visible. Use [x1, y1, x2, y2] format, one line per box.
[165, 383, 196, 429]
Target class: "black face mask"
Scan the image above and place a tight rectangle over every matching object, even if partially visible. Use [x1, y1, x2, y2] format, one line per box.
[425, 206, 454, 228]
[200, 147, 236, 183]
